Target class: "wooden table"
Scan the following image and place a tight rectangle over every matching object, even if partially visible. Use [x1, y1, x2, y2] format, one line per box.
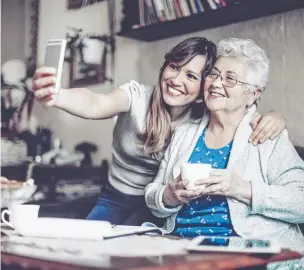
[1, 236, 302, 270]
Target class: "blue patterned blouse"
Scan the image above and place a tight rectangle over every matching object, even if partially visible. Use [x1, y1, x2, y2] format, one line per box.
[171, 128, 238, 239]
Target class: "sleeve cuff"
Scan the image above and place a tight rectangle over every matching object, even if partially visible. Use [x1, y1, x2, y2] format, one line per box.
[156, 186, 182, 215]
[250, 181, 267, 215]
[118, 80, 140, 112]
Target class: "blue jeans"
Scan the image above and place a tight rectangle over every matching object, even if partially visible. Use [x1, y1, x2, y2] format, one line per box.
[86, 183, 164, 226]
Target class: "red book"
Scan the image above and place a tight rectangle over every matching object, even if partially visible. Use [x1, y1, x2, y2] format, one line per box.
[219, 0, 227, 7]
[174, 0, 183, 17]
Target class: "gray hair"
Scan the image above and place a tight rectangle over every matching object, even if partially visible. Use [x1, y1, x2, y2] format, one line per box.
[217, 38, 270, 94]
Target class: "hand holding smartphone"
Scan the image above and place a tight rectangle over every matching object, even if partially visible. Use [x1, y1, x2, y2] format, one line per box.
[43, 39, 66, 94]
[33, 39, 66, 107]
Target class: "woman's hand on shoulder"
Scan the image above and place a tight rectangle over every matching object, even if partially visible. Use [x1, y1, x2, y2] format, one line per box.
[162, 175, 202, 207]
[249, 111, 286, 145]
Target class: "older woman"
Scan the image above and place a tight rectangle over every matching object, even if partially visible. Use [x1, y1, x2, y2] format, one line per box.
[145, 38, 304, 254]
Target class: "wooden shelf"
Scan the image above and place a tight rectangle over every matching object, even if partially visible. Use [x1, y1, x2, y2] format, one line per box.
[117, 0, 304, 42]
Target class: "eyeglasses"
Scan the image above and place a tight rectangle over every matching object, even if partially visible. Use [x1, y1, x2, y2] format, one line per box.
[207, 70, 257, 88]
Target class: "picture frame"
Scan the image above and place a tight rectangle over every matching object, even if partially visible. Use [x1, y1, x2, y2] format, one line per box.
[65, 34, 113, 87]
[67, 0, 104, 10]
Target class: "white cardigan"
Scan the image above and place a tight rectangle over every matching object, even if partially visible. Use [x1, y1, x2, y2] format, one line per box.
[145, 106, 304, 253]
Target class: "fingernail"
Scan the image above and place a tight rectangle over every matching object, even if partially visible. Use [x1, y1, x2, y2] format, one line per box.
[248, 138, 252, 143]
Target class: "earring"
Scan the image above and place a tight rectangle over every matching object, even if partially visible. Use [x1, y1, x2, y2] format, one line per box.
[194, 98, 203, 104]
[246, 103, 252, 108]
[245, 103, 252, 113]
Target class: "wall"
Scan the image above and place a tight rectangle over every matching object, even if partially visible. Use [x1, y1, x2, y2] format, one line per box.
[136, 9, 304, 147]
[1, 0, 26, 64]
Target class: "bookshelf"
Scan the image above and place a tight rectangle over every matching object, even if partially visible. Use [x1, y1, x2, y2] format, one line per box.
[117, 0, 304, 41]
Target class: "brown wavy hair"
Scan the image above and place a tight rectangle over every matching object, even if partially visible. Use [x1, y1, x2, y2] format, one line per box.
[142, 37, 217, 158]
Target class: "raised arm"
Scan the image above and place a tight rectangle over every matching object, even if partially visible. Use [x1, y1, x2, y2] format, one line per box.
[32, 67, 130, 119]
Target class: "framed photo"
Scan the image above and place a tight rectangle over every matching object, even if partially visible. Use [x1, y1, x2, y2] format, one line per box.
[66, 35, 113, 87]
[67, 0, 104, 10]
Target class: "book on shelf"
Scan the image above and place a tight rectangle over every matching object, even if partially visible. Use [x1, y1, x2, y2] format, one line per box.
[138, 0, 145, 26]
[191, 0, 201, 13]
[168, 0, 177, 20]
[173, 0, 184, 18]
[186, 0, 195, 14]
[153, 0, 166, 21]
[196, 0, 206, 12]
[220, 0, 228, 7]
[214, 0, 222, 9]
[146, 0, 159, 24]
[179, 0, 192, 17]
[207, 0, 217, 10]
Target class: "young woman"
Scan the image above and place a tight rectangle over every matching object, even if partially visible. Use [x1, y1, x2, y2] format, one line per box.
[32, 37, 285, 225]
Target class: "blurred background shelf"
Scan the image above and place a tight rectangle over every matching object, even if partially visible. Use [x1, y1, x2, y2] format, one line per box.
[1, 163, 108, 219]
[117, 0, 304, 41]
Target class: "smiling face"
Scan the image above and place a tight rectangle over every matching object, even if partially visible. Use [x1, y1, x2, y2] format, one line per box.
[204, 56, 260, 114]
[161, 55, 207, 109]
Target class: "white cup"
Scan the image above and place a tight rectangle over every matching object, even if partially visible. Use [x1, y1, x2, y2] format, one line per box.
[1, 204, 40, 231]
[181, 163, 212, 190]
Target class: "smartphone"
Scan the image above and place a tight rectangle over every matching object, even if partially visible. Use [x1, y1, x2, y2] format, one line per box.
[186, 236, 281, 254]
[43, 39, 66, 93]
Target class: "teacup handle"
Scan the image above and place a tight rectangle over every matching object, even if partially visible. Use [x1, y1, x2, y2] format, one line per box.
[1, 209, 14, 228]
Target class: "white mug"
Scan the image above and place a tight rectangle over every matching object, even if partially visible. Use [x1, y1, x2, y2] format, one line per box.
[1, 204, 40, 230]
[181, 163, 212, 190]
